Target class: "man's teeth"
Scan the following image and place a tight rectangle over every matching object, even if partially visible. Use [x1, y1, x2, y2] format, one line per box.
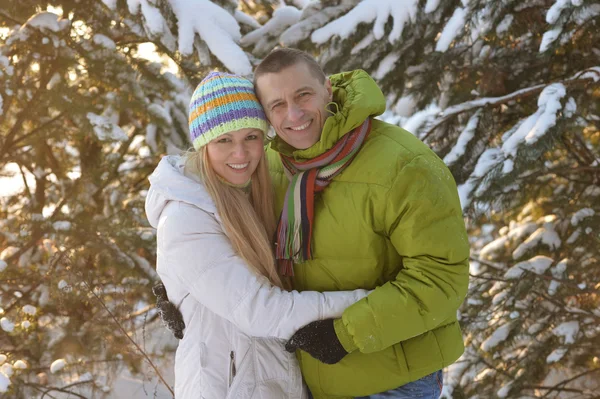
[290, 121, 311, 131]
[228, 163, 249, 170]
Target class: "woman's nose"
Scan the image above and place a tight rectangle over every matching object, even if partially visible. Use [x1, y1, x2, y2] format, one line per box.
[231, 142, 247, 157]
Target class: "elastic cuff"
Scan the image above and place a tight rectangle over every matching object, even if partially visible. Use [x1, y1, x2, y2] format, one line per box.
[333, 318, 358, 353]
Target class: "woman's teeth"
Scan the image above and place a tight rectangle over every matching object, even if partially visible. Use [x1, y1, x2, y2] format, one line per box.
[228, 163, 249, 170]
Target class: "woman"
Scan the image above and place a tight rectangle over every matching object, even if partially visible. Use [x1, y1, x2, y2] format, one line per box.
[145, 72, 369, 398]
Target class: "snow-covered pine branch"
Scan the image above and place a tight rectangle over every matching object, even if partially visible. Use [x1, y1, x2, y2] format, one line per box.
[102, 0, 253, 75]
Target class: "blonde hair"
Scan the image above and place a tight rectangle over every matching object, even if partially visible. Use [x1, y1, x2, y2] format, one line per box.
[184, 147, 285, 289]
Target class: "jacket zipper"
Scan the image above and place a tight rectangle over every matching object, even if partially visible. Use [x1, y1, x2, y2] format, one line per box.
[228, 350, 236, 387]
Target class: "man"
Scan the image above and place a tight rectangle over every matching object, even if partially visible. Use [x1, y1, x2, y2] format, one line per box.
[253, 48, 469, 399]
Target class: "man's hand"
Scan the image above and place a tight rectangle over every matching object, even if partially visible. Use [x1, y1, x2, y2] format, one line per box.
[152, 282, 185, 339]
[285, 319, 348, 364]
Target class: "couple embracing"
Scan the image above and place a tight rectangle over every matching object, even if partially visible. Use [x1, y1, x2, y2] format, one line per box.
[145, 48, 469, 399]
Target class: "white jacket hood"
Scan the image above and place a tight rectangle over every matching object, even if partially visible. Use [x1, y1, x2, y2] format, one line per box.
[145, 155, 216, 229]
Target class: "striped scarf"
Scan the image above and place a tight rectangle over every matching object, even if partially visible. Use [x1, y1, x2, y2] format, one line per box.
[276, 118, 372, 276]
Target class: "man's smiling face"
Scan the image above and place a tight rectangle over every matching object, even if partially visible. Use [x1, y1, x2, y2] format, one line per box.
[256, 62, 332, 150]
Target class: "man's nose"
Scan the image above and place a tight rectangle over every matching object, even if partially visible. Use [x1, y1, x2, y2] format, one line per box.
[287, 104, 304, 122]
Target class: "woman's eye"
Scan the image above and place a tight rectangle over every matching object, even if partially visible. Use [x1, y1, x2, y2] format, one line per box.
[246, 135, 258, 140]
[217, 138, 229, 143]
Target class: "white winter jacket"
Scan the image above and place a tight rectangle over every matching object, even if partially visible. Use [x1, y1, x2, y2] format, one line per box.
[145, 156, 369, 399]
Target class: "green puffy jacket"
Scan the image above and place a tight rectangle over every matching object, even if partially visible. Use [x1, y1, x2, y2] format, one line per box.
[267, 70, 469, 398]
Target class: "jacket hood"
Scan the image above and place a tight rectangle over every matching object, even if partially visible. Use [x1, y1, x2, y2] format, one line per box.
[145, 155, 216, 228]
[270, 69, 386, 160]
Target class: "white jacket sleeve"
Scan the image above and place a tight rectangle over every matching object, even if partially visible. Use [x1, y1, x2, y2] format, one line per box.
[158, 202, 369, 340]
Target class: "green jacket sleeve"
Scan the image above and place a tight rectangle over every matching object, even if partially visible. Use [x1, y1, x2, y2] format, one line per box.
[334, 154, 470, 354]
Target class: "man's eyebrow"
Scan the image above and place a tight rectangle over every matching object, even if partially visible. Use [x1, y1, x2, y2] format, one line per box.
[295, 86, 314, 93]
[265, 86, 314, 108]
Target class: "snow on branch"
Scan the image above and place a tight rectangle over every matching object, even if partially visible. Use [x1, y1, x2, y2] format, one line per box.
[435, 6, 466, 52]
[501, 83, 566, 162]
[241, 6, 301, 53]
[480, 321, 514, 352]
[457, 83, 568, 209]
[457, 148, 503, 210]
[403, 104, 441, 136]
[234, 10, 261, 29]
[311, 0, 418, 44]
[540, 2, 600, 52]
[87, 112, 128, 142]
[108, 0, 252, 75]
[511, 218, 561, 260]
[574, 66, 600, 82]
[422, 67, 600, 141]
[546, 0, 577, 24]
[443, 109, 481, 166]
[552, 320, 580, 344]
[280, 2, 354, 46]
[504, 255, 554, 279]
[170, 0, 252, 75]
[540, 27, 563, 53]
[425, 0, 442, 14]
[23, 12, 71, 33]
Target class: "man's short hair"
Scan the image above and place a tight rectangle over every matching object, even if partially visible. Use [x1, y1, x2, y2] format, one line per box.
[253, 48, 326, 88]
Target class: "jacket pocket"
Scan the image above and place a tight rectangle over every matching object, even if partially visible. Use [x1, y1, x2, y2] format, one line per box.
[229, 350, 237, 387]
[226, 344, 256, 399]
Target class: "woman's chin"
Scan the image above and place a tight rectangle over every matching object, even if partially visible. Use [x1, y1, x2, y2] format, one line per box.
[224, 173, 251, 186]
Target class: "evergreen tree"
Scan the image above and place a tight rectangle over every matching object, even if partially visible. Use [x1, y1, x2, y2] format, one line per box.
[0, 0, 233, 395]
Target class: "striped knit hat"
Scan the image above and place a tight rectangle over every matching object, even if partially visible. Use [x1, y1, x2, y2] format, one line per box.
[188, 72, 268, 150]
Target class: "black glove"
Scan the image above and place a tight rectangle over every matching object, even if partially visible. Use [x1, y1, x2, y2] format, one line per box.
[152, 282, 185, 339]
[285, 319, 348, 364]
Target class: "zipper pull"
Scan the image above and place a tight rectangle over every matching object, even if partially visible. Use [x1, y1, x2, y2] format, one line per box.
[229, 351, 236, 387]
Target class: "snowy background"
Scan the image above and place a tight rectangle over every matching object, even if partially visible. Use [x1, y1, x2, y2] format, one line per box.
[1, 0, 599, 398]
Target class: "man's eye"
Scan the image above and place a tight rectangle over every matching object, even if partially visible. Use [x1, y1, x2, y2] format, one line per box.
[299, 92, 310, 97]
[272, 103, 282, 111]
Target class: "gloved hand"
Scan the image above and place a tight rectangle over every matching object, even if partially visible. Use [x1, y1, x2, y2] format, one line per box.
[152, 282, 185, 339]
[285, 319, 348, 364]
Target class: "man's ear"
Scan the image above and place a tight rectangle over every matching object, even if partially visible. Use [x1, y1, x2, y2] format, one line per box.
[325, 78, 333, 102]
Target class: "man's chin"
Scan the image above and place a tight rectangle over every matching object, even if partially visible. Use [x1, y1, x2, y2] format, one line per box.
[293, 140, 318, 151]
[295, 134, 321, 150]
[276, 131, 320, 151]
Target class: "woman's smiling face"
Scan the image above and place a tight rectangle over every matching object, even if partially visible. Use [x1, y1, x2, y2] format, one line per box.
[206, 128, 265, 185]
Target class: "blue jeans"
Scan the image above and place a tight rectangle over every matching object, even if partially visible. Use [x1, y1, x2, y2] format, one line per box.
[355, 370, 444, 398]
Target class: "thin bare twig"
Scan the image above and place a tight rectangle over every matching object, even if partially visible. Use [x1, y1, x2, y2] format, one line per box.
[40, 380, 93, 399]
[16, 379, 92, 399]
[541, 368, 600, 398]
[6, 112, 66, 151]
[77, 269, 174, 397]
[0, 64, 57, 161]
